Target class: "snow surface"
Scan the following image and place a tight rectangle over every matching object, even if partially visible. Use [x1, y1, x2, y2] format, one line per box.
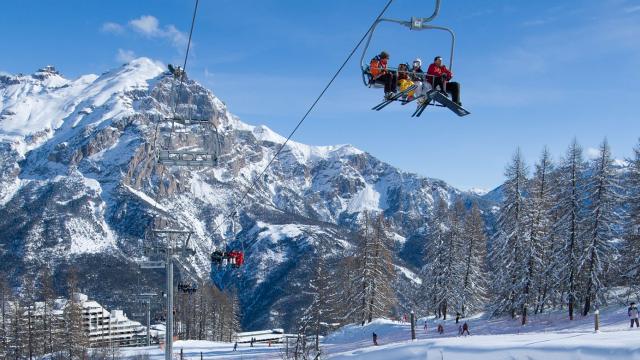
[346, 183, 381, 213]
[118, 306, 640, 359]
[394, 265, 422, 285]
[0, 58, 163, 154]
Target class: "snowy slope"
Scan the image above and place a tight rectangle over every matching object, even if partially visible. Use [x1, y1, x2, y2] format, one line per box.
[117, 307, 640, 359]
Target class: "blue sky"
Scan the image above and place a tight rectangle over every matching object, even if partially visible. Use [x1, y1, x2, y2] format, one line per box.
[1, 0, 639, 190]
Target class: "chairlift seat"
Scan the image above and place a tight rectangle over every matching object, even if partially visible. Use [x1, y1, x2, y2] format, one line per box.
[158, 150, 217, 167]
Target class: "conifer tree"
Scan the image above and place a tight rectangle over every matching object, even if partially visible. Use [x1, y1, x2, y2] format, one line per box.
[624, 139, 640, 293]
[521, 148, 554, 324]
[352, 212, 396, 325]
[554, 140, 586, 320]
[460, 203, 488, 315]
[0, 274, 10, 359]
[580, 139, 622, 315]
[489, 148, 529, 318]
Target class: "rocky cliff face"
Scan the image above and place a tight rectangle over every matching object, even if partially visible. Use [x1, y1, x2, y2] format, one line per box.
[0, 58, 494, 330]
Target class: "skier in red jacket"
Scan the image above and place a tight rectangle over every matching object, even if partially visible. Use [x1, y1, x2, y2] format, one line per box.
[427, 56, 462, 106]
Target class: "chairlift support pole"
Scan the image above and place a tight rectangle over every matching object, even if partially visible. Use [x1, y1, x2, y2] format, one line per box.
[137, 293, 157, 347]
[139, 229, 194, 360]
[166, 247, 174, 360]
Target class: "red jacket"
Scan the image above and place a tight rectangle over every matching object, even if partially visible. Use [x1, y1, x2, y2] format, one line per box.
[427, 63, 452, 84]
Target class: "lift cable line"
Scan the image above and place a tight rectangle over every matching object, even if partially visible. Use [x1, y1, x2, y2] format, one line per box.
[210, 0, 397, 236]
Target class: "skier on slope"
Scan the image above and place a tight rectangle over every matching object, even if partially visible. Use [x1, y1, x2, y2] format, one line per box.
[461, 322, 470, 336]
[427, 56, 462, 106]
[629, 302, 639, 328]
[372, 332, 379, 346]
[369, 51, 398, 100]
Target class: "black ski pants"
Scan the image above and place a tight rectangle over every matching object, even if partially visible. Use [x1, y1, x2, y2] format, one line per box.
[374, 71, 397, 93]
[631, 318, 639, 327]
[432, 77, 461, 104]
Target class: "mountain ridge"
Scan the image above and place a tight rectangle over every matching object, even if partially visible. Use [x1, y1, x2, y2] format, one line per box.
[0, 57, 496, 330]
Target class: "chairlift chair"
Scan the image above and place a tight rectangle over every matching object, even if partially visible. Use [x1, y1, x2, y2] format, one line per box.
[359, 0, 469, 116]
[157, 68, 223, 167]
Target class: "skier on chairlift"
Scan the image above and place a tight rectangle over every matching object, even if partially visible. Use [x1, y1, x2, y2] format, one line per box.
[167, 64, 185, 79]
[427, 56, 461, 106]
[397, 63, 415, 101]
[410, 58, 433, 105]
[369, 51, 398, 100]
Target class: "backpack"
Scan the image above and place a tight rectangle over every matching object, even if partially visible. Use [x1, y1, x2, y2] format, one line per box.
[370, 56, 384, 78]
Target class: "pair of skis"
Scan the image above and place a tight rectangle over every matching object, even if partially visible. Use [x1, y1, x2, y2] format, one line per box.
[371, 86, 471, 117]
[371, 85, 417, 111]
[411, 90, 471, 117]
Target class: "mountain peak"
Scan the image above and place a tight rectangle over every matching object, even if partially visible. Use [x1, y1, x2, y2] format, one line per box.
[32, 65, 60, 79]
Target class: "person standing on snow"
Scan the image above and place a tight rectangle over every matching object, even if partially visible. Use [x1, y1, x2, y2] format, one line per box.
[437, 323, 444, 335]
[423, 321, 428, 333]
[427, 56, 462, 106]
[629, 302, 639, 328]
[462, 322, 470, 336]
[233, 342, 238, 351]
[372, 332, 379, 346]
[456, 312, 461, 324]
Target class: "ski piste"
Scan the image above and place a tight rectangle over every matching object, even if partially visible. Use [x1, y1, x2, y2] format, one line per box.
[371, 85, 417, 111]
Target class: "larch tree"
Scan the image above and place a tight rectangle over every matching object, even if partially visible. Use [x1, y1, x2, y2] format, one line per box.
[39, 267, 57, 356]
[459, 203, 488, 316]
[352, 212, 396, 325]
[521, 148, 554, 325]
[624, 139, 640, 293]
[489, 148, 529, 318]
[553, 139, 587, 320]
[580, 139, 623, 316]
[0, 274, 12, 360]
[301, 247, 338, 352]
[420, 198, 452, 318]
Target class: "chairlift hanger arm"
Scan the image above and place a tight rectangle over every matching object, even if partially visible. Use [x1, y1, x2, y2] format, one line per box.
[359, 18, 456, 72]
[359, 0, 454, 74]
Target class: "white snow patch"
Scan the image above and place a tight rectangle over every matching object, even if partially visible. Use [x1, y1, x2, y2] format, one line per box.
[122, 184, 168, 212]
[391, 232, 406, 243]
[467, 187, 489, 196]
[394, 265, 422, 285]
[256, 222, 303, 242]
[346, 183, 381, 213]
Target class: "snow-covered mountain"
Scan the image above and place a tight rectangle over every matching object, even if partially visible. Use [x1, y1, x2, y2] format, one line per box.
[0, 58, 495, 330]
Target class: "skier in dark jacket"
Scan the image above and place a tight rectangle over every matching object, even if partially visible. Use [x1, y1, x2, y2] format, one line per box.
[462, 322, 470, 336]
[629, 302, 639, 328]
[233, 342, 238, 351]
[455, 312, 461, 324]
[372, 332, 379, 345]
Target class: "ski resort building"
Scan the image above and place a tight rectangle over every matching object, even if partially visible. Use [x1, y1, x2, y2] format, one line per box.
[56, 293, 146, 347]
